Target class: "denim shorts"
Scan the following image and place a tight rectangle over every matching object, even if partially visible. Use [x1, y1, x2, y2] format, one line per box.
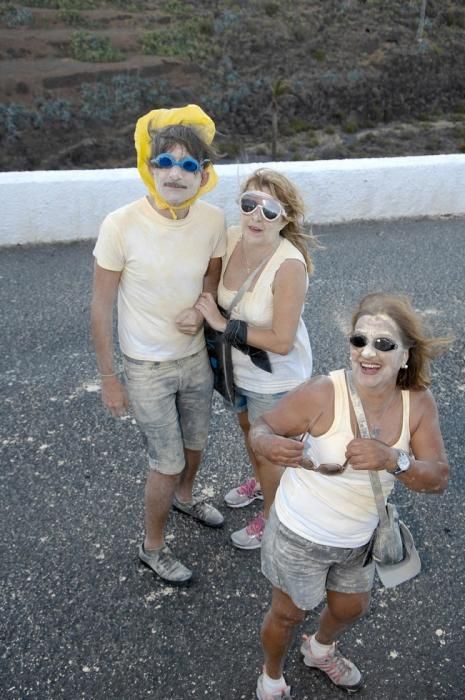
[261, 505, 375, 611]
[123, 349, 213, 475]
[230, 387, 288, 425]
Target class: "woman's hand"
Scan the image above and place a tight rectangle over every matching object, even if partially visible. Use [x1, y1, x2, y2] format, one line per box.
[195, 293, 228, 331]
[252, 432, 305, 467]
[345, 438, 396, 472]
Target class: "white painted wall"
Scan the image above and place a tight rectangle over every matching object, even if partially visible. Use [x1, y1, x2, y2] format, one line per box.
[1, 154, 465, 246]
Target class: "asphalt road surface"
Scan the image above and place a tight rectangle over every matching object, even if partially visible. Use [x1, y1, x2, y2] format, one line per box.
[1, 218, 464, 700]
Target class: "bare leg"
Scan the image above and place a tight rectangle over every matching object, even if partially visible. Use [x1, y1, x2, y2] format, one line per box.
[237, 411, 284, 518]
[255, 455, 284, 519]
[261, 587, 306, 679]
[176, 448, 202, 502]
[237, 411, 259, 475]
[315, 590, 371, 645]
[144, 448, 202, 549]
[144, 469, 178, 549]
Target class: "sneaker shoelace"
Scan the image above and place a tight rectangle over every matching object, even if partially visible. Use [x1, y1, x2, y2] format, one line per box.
[245, 513, 265, 537]
[312, 643, 354, 685]
[191, 500, 209, 516]
[237, 478, 258, 497]
[157, 546, 185, 577]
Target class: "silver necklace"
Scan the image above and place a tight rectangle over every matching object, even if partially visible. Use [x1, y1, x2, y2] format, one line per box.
[361, 389, 399, 439]
[241, 237, 277, 274]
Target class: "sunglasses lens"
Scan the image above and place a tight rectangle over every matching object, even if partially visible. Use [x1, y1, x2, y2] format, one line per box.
[240, 197, 258, 214]
[374, 338, 397, 352]
[240, 194, 282, 220]
[349, 334, 367, 348]
[261, 205, 280, 221]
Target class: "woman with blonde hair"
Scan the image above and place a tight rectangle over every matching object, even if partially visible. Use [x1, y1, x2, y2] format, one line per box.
[196, 168, 316, 549]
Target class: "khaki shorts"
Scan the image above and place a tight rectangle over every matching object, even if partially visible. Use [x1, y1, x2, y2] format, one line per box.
[124, 349, 213, 475]
[261, 505, 375, 611]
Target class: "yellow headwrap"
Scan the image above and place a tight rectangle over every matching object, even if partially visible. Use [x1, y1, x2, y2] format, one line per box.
[134, 104, 219, 218]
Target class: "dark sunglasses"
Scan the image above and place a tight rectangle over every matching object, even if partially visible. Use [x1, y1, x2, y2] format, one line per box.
[349, 334, 398, 352]
[302, 456, 349, 475]
[239, 192, 285, 222]
[150, 152, 209, 173]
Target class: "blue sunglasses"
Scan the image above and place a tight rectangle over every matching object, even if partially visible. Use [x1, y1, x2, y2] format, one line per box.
[150, 152, 209, 173]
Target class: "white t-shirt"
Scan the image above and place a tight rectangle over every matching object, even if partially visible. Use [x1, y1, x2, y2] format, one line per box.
[275, 369, 411, 548]
[93, 197, 226, 361]
[217, 226, 312, 393]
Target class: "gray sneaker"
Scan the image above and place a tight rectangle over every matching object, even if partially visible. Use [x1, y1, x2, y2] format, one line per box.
[300, 634, 363, 693]
[138, 543, 192, 584]
[172, 495, 224, 528]
[256, 674, 292, 699]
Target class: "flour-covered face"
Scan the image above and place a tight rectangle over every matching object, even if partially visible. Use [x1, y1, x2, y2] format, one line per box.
[150, 144, 206, 208]
[240, 186, 287, 247]
[350, 314, 409, 387]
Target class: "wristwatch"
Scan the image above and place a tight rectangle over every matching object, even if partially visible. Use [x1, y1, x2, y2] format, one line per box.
[391, 449, 412, 476]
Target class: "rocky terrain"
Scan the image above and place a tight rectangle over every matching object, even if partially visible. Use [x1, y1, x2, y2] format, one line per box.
[1, 0, 465, 171]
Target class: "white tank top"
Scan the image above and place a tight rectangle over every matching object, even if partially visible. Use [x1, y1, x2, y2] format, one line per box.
[218, 226, 312, 393]
[274, 369, 411, 547]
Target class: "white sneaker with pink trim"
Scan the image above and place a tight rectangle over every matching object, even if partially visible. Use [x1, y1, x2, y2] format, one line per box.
[300, 634, 363, 693]
[224, 477, 263, 508]
[230, 512, 265, 550]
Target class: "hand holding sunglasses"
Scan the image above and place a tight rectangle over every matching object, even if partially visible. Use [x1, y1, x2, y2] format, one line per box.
[298, 413, 349, 475]
[150, 152, 209, 174]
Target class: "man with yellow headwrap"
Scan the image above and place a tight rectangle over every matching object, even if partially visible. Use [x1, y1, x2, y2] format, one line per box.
[91, 105, 226, 584]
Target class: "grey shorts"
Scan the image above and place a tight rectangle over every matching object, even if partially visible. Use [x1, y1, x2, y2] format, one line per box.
[123, 349, 213, 475]
[261, 505, 375, 611]
[231, 387, 288, 424]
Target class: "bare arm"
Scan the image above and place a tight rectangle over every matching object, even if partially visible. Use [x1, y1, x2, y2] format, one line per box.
[249, 377, 334, 466]
[345, 390, 449, 494]
[195, 259, 307, 355]
[202, 256, 222, 296]
[175, 256, 222, 335]
[90, 263, 128, 417]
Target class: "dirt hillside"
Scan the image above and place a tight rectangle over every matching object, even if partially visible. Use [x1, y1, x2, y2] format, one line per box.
[1, 0, 465, 171]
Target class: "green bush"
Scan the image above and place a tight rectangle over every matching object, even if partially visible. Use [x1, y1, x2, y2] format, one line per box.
[25, 0, 98, 8]
[263, 1, 279, 17]
[0, 98, 72, 141]
[311, 48, 326, 62]
[289, 117, 310, 134]
[70, 30, 123, 62]
[59, 8, 85, 26]
[140, 19, 210, 59]
[79, 74, 166, 123]
[0, 5, 33, 26]
[342, 117, 359, 134]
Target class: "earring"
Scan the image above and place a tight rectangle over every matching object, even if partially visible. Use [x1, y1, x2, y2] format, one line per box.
[402, 363, 408, 369]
